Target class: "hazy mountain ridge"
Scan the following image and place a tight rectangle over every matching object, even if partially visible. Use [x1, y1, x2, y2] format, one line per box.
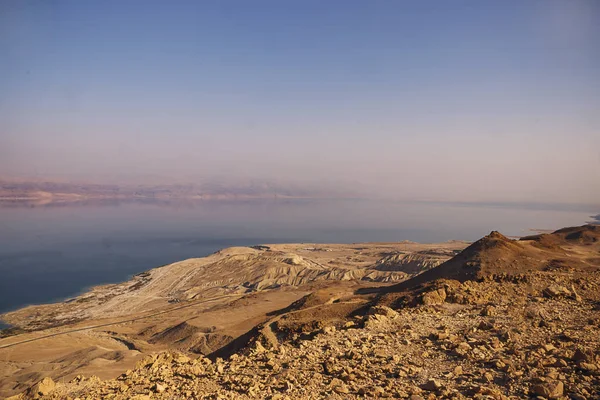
[0, 179, 350, 205]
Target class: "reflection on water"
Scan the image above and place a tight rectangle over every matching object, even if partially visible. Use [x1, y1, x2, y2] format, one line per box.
[0, 199, 596, 314]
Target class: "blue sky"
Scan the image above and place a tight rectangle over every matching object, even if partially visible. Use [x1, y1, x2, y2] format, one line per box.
[1, 1, 599, 203]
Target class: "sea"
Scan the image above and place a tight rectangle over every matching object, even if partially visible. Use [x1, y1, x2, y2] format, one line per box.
[0, 198, 596, 321]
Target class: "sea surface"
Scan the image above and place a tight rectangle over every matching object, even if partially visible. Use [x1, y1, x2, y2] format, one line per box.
[0, 199, 596, 318]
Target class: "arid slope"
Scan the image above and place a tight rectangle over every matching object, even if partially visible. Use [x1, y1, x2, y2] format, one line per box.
[7, 225, 600, 400]
[0, 241, 466, 398]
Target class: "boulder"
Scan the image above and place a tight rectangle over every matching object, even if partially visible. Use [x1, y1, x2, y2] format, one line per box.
[32, 377, 55, 397]
[421, 378, 442, 391]
[531, 380, 564, 399]
[421, 288, 447, 305]
[543, 285, 571, 298]
[367, 305, 399, 319]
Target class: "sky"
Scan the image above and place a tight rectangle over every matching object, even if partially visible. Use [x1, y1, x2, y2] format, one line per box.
[1, 0, 599, 204]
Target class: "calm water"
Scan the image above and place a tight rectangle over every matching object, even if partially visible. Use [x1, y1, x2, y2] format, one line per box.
[0, 199, 596, 315]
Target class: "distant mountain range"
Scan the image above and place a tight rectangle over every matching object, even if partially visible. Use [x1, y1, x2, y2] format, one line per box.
[0, 179, 345, 205]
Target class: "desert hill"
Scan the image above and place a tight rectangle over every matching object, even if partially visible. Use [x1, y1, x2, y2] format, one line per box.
[0, 240, 466, 397]
[2, 226, 599, 399]
[521, 224, 600, 247]
[378, 225, 600, 302]
[0, 242, 466, 333]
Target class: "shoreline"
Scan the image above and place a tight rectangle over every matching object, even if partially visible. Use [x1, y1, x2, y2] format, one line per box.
[0, 240, 470, 334]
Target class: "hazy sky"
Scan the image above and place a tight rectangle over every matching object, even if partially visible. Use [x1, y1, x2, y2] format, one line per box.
[1, 1, 599, 203]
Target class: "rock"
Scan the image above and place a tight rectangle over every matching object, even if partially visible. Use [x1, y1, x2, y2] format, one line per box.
[187, 364, 204, 376]
[173, 353, 190, 364]
[542, 343, 556, 352]
[364, 313, 391, 327]
[330, 378, 349, 394]
[478, 321, 494, 330]
[432, 331, 449, 340]
[323, 359, 338, 375]
[253, 341, 267, 354]
[344, 321, 355, 328]
[333, 385, 350, 394]
[483, 372, 493, 383]
[579, 362, 598, 372]
[323, 326, 336, 335]
[372, 386, 385, 397]
[573, 348, 593, 363]
[421, 378, 442, 391]
[543, 285, 571, 298]
[32, 377, 56, 396]
[531, 380, 564, 399]
[570, 284, 583, 302]
[153, 383, 166, 393]
[422, 289, 447, 305]
[454, 342, 472, 357]
[480, 305, 496, 316]
[367, 305, 399, 319]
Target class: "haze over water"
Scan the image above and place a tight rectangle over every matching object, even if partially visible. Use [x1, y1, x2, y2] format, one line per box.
[2, 1, 599, 204]
[0, 200, 595, 315]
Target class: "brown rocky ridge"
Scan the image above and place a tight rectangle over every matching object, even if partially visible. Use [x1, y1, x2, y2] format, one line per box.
[1, 225, 599, 399]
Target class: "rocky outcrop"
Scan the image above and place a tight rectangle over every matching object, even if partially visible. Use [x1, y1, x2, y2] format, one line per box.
[385, 225, 600, 297]
[373, 249, 456, 274]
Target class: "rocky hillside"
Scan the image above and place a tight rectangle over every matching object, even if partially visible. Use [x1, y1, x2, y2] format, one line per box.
[16, 266, 600, 399]
[1, 242, 466, 332]
[0, 241, 466, 398]
[4, 226, 600, 399]
[383, 225, 600, 298]
[373, 249, 459, 274]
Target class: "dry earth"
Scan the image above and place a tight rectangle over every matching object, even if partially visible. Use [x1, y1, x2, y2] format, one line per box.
[0, 241, 466, 398]
[2, 225, 599, 399]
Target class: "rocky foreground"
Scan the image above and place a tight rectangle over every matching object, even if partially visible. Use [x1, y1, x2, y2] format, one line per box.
[5, 225, 600, 399]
